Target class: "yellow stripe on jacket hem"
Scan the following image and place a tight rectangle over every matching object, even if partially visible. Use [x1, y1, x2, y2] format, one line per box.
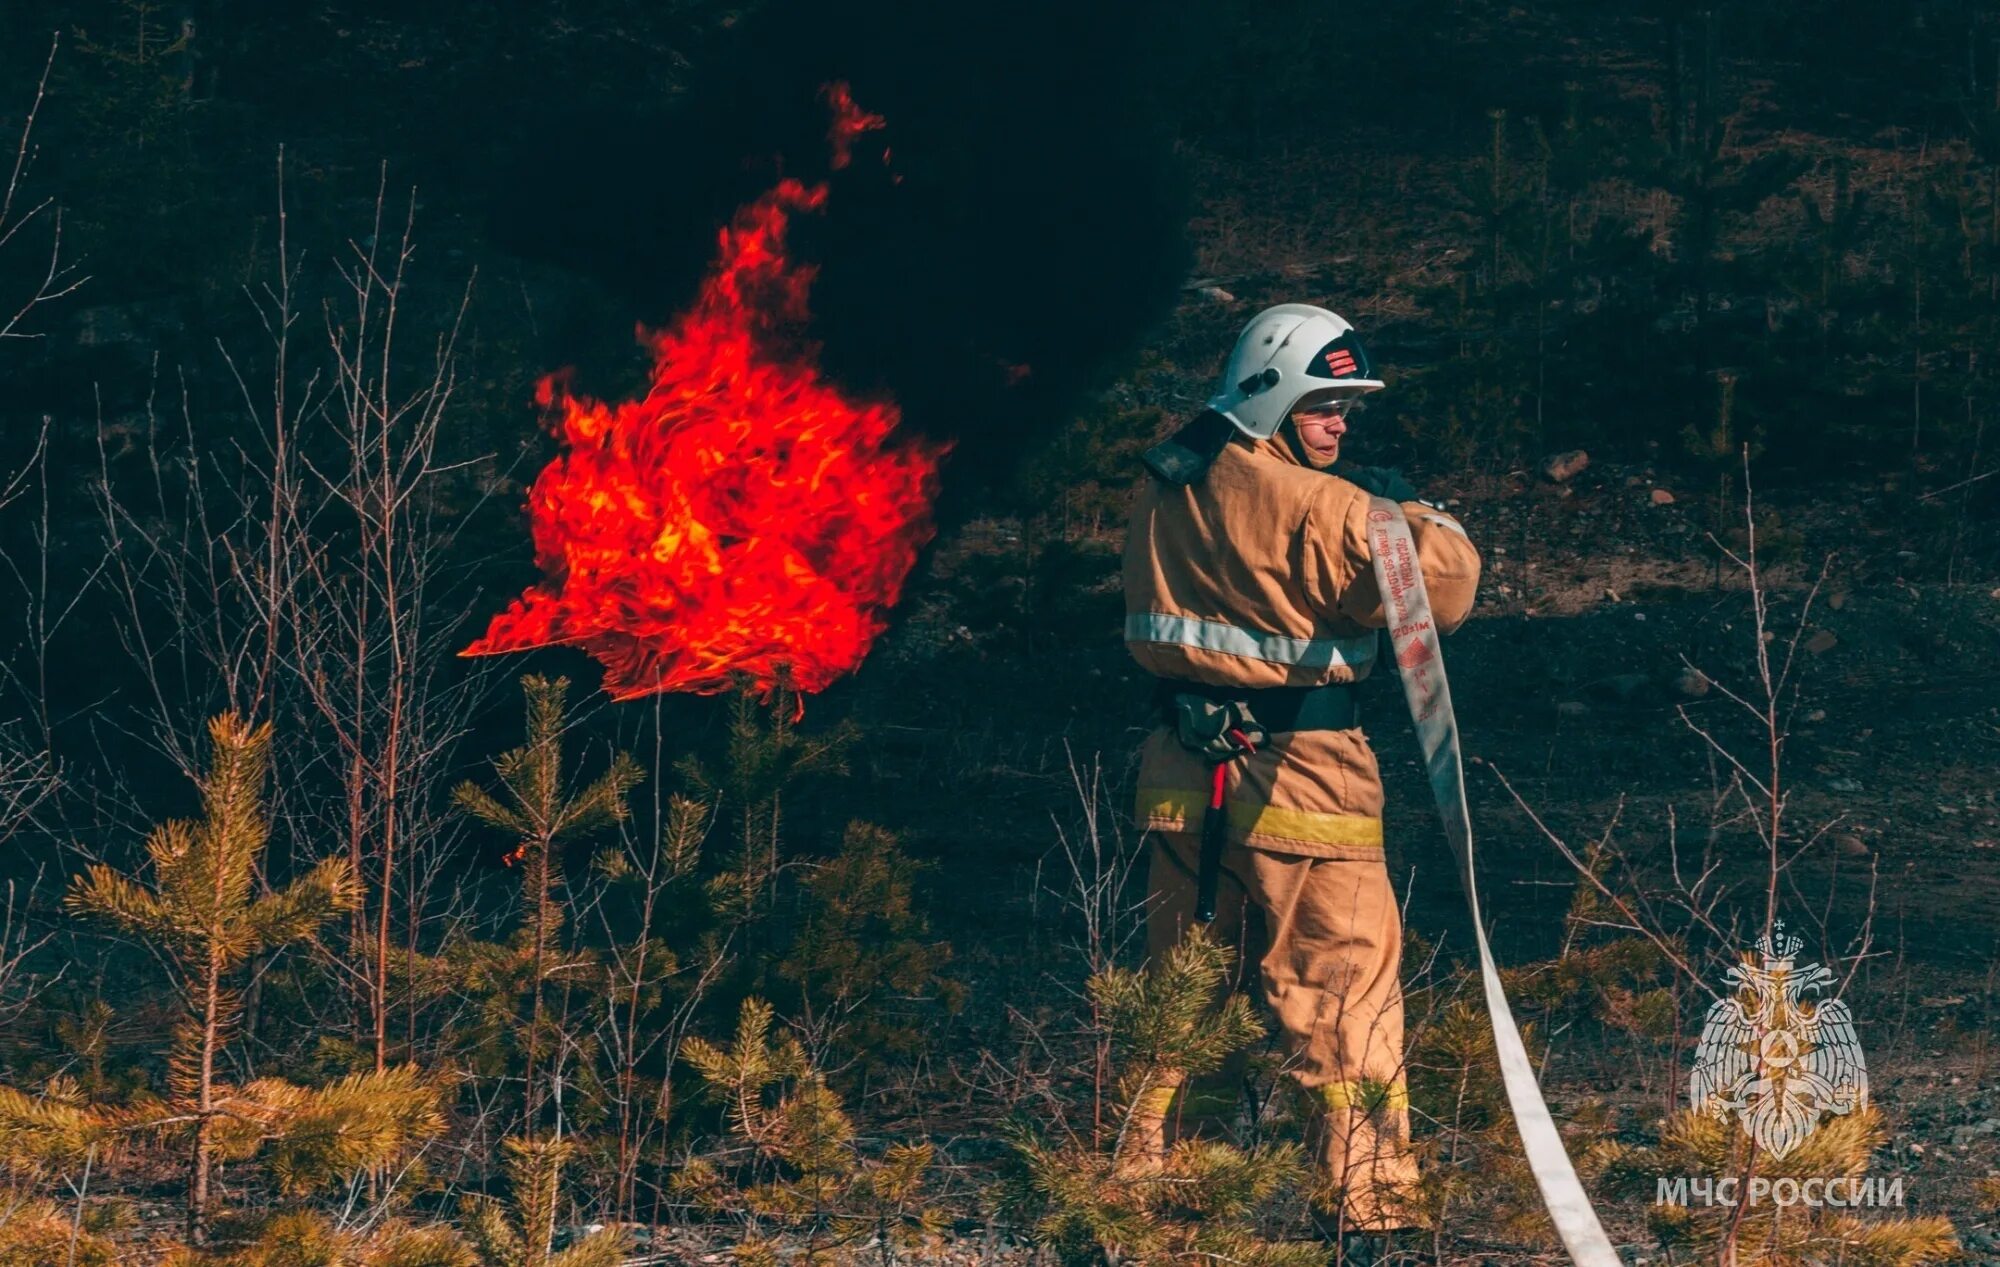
[1136, 787, 1385, 850]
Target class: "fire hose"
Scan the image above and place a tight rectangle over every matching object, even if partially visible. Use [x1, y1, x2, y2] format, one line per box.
[1364, 496, 1619, 1266]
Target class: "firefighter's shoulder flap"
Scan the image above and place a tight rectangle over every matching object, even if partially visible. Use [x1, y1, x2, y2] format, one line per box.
[1142, 410, 1235, 486]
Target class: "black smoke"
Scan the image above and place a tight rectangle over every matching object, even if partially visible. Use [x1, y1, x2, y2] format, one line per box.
[489, 0, 1193, 503]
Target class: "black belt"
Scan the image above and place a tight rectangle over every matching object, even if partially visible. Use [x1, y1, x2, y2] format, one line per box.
[1152, 679, 1360, 734]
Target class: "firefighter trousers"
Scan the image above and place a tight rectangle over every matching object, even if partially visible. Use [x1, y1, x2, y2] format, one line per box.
[1139, 828, 1420, 1231]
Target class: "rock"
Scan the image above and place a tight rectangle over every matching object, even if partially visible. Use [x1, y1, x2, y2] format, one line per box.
[1829, 591, 1849, 610]
[1540, 449, 1590, 482]
[553, 1224, 607, 1251]
[1806, 629, 1838, 654]
[1633, 612, 1647, 621]
[1671, 667, 1711, 699]
[1557, 700, 1591, 719]
[1826, 776, 1864, 793]
[1198, 286, 1236, 303]
[1803, 708, 1827, 723]
[1836, 834, 1869, 857]
[1650, 487, 1676, 505]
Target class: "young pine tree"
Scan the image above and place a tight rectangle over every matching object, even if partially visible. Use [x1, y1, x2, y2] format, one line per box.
[674, 998, 943, 1267]
[461, 1136, 627, 1267]
[225, 1209, 475, 1267]
[679, 678, 853, 930]
[453, 676, 643, 1136]
[995, 929, 1320, 1267]
[774, 821, 962, 1065]
[64, 714, 446, 1245]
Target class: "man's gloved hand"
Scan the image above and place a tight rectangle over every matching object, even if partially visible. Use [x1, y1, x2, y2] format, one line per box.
[1330, 460, 1419, 503]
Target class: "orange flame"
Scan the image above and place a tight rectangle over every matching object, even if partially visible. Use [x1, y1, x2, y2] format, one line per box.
[465, 86, 946, 701]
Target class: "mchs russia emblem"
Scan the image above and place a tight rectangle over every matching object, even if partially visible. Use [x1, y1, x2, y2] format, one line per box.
[1690, 922, 1869, 1159]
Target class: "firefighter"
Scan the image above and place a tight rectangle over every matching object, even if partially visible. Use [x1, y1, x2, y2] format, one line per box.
[1121, 303, 1481, 1253]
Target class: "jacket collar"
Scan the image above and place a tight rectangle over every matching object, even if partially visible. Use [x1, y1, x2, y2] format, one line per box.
[1238, 427, 1330, 470]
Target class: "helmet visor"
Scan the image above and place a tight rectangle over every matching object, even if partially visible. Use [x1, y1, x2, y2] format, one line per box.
[1291, 385, 1375, 416]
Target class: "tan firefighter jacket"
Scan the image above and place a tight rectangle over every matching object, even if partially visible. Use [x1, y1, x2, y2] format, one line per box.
[1123, 432, 1481, 860]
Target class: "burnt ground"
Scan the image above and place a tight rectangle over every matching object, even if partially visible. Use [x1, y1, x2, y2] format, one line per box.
[819, 445, 2000, 1261]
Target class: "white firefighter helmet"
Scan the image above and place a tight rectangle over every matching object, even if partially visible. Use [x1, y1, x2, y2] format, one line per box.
[1205, 304, 1385, 439]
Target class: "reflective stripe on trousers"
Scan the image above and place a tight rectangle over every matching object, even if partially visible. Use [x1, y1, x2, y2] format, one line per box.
[1318, 1078, 1411, 1114]
[1135, 786, 1385, 851]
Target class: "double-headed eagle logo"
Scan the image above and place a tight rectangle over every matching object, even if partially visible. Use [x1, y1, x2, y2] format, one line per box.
[1690, 922, 1868, 1158]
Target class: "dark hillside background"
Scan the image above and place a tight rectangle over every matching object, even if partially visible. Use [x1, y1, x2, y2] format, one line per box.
[9, 0, 2000, 484]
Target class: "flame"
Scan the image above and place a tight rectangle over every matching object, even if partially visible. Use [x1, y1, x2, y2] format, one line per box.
[465, 86, 946, 702]
[821, 81, 884, 170]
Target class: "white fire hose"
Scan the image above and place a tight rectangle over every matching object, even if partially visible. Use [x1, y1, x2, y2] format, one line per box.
[1366, 497, 1620, 1267]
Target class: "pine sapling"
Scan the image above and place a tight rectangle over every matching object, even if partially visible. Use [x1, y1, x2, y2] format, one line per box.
[462, 1136, 627, 1267]
[454, 676, 643, 1136]
[675, 997, 944, 1266]
[64, 715, 446, 1243]
[995, 928, 1321, 1267]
